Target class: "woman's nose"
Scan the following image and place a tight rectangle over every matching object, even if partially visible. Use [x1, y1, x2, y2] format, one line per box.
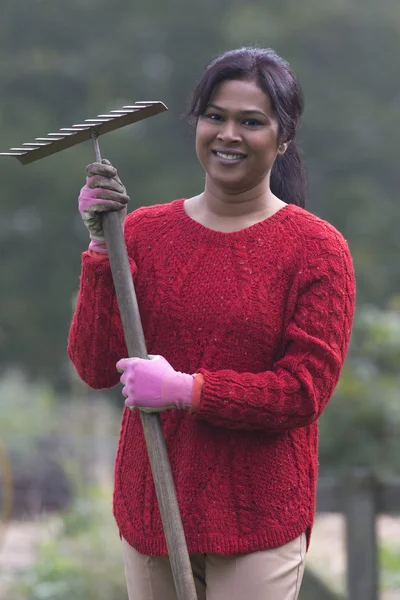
[217, 120, 241, 143]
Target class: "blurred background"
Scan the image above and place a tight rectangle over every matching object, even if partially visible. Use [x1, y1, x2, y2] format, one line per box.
[0, 0, 399, 598]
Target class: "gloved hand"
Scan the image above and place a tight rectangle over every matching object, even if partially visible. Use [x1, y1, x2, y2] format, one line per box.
[78, 159, 129, 254]
[116, 355, 196, 413]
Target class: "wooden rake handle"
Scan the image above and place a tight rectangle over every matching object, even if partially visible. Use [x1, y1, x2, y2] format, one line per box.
[92, 134, 198, 600]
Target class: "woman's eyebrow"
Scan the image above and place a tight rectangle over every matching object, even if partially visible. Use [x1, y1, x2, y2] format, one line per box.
[207, 103, 268, 118]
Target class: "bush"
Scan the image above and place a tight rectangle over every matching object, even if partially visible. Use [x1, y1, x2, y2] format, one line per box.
[9, 487, 127, 600]
[0, 371, 72, 517]
[319, 305, 400, 475]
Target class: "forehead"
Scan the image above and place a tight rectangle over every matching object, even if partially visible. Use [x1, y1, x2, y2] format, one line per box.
[209, 79, 274, 115]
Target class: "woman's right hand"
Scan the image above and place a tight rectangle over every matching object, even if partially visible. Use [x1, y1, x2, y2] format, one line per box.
[78, 159, 129, 251]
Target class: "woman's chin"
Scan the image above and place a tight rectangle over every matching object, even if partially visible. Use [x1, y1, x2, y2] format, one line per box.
[208, 171, 250, 193]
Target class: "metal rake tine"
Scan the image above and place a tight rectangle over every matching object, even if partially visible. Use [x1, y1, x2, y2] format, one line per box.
[47, 132, 76, 137]
[0, 152, 27, 156]
[85, 119, 111, 125]
[35, 137, 64, 141]
[99, 110, 139, 116]
[84, 118, 113, 123]
[0, 101, 167, 165]
[60, 127, 90, 132]
[22, 142, 52, 146]
[97, 114, 126, 118]
[95, 111, 140, 118]
[124, 105, 151, 109]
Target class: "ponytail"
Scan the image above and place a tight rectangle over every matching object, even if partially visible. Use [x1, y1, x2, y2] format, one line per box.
[270, 140, 307, 208]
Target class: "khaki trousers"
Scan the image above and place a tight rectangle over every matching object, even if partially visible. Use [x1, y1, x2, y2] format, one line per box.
[122, 533, 306, 600]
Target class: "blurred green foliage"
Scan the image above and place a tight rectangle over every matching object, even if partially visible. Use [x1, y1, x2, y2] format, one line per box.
[8, 488, 127, 600]
[0, 373, 73, 516]
[0, 0, 399, 387]
[380, 544, 400, 590]
[0, 373, 58, 445]
[319, 304, 400, 474]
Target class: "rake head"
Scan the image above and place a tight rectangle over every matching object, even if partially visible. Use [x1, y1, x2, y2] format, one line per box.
[0, 101, 167, 165]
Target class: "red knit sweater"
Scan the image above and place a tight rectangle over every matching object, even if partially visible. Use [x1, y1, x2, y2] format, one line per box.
[68, 199, 355, 556]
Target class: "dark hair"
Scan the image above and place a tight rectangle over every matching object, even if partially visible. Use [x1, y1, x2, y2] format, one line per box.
[188, 47, 307, 207]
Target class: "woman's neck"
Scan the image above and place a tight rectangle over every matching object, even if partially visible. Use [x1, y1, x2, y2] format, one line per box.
[184, 177, 286, 233]
[203, 175, 285, 217]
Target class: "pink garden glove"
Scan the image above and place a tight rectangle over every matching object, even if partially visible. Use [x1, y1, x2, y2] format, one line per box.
[78, 159, 129, 254]
[116, 355, 197, 413]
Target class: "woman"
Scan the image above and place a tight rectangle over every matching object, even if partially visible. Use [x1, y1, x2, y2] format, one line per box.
[68, 47, 356, 600]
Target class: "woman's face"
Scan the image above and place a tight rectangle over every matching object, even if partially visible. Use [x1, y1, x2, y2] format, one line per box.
[196, 78, 285, 194]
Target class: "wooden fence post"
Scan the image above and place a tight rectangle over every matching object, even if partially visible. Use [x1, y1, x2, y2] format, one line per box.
[299, 569, 345, 600]
[343, 470, 378, 600]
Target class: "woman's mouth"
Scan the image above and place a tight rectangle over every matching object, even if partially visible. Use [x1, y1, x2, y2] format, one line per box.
[211, 150, 247, 163]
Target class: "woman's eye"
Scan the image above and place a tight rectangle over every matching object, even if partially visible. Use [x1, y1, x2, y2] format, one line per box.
[206, 113, 223, 121]
[243, 118, 263, 127]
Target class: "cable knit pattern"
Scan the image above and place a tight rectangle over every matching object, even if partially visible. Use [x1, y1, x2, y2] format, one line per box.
[68, 199, 355, 556]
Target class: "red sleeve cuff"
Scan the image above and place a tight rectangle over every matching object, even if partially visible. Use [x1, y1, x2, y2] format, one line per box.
[87, 249, 110, 261]
[190, 373, 204, 413]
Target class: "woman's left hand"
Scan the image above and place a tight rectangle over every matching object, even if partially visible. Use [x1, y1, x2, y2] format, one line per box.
[116, 355, 195, 413]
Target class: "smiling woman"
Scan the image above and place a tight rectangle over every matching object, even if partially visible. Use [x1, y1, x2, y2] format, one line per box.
[68, 47, 356, 600]
[192, 78, 287, 223]
[197, 79, 282, 186]
[189, 47, 306, 208]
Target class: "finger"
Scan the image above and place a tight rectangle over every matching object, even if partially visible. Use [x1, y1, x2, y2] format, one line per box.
[87, 176, 125, 194]
[113, 171, 124, 187]
[102, 159, 124, 186]
[101, 159, 124, 188]
[80, 184, 128, 203]
[89, 159, 126, 189]
[83, 202, 125, 216]
[89, 189, 129, 205]
[116, 358, 135, 373]
[86, 162, 118, 179]
[124, 395, 138, 409]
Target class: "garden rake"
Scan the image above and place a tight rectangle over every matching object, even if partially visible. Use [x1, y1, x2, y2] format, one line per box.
[0, 102, 198, 600]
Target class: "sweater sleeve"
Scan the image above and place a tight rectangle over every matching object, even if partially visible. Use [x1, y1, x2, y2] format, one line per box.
[195, 240, 356, 432]
[67, 251, 137, 389]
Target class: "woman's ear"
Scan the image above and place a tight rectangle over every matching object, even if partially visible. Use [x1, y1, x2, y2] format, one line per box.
[277, 141, 290, 156]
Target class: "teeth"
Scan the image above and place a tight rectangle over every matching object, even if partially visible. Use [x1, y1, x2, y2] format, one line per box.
[216, 152, 244, 160]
